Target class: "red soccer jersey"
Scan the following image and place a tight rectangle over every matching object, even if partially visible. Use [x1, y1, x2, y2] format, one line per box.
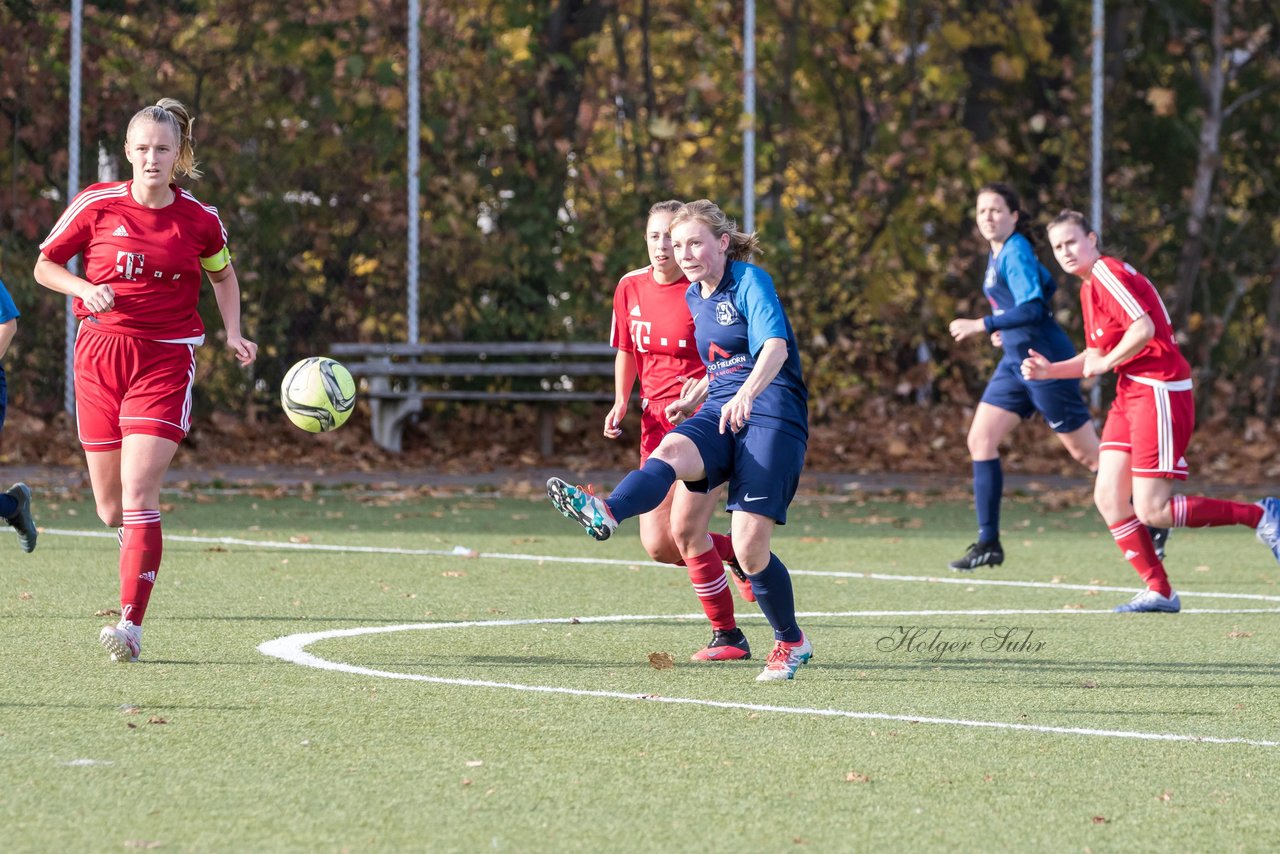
[1081, 256, 1191, 383]
[39, 181, 230, 341]
[609, 265, 704, 402]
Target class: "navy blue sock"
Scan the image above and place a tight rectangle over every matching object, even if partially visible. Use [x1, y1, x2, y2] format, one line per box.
[0, 494, 15, 519]
[748, 554, 802, 642]
[973, 458, 1002, 544]
[604, 458, 677, 523]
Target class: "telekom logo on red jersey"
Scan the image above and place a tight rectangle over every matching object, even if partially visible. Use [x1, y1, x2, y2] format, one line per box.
[115, 250, 145, 281]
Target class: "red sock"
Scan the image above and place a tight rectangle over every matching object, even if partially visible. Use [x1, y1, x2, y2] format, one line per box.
[120, 509, 163, 625]
[1170, 495, 1263, 529]
[709, 532, 736, 564]
[1110, 515, 1171, 598]
[686, 545, 736, 631]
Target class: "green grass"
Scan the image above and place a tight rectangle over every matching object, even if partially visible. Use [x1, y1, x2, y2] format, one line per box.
[3, 485, 1279, 852]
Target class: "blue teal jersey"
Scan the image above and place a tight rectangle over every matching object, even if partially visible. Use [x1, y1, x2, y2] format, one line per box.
[982, 233, 1076, 362]
[0, 278, 18, 324]
[685, 261, 808, 439]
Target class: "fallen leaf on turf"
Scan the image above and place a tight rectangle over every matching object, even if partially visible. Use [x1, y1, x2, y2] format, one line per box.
[18, 592, 32, 600]
[441, 571, 466, 577]
[1092, 816, 1109, 824]
[123, 840, 163, 849]
[1227, 629, 1253, 638]
[289, 534, 312, 544]
[1081, 680, 1097, 689]
[148, 716, 167, 725]
[95, 609, 122, 617]
[648, 652, 675, 670]
[465, 760, 483, 767]
[205, 545, 227, 552]
[120, 705, 141, 715]
[568, 618, 581, 624]
[1062, 603, 1084, 610]
[126, 723, 137, 729]
[1158, 790, 1172, 802]
[461, 778, 472, 786]
[844, 771, 871, 783]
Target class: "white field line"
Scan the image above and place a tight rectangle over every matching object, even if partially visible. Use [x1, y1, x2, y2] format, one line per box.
[257, 615, 1280, 748]
[41, 527, 1280, 603]
[45, 528, 1278, 743]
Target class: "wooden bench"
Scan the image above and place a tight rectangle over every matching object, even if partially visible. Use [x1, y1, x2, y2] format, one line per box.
[328, 342, 618, 455]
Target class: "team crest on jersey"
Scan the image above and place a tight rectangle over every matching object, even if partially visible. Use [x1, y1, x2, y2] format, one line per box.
[115, 250, 145, 281]
[714, 300, 740, 326]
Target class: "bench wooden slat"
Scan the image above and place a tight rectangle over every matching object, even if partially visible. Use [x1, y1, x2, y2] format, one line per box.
[346, 361, 613, 378]
[331, 342, 615, 358]
[367, 390, 615, 402]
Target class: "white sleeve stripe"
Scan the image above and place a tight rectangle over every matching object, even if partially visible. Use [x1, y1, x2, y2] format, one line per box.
[39, 184, 130, 249]
[180, 189, 229, 244]
[1092, 260, 1146, 319]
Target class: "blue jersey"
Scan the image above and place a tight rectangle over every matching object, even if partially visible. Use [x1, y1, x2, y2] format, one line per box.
[982, 233, 1076, 362]
[0, 278, 18, 325]
[685, 261, 808, 439]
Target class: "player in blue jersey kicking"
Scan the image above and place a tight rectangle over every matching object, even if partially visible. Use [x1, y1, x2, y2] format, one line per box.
[548, 199, 812, 682]
[947, 183, 1167, 571]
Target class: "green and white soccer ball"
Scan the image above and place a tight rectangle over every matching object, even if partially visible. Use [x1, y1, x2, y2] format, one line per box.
[280, 357, 357, 433]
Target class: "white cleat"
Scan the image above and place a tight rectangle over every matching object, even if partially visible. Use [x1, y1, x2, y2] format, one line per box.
[99, 620, 142, 662]
[1113, 589, 1181, 613]
[756, 633, 813, 681]
[1255, 498, 1280, 564]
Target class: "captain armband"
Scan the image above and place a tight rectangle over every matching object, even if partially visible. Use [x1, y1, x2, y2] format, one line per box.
[200, 246, 232, 272]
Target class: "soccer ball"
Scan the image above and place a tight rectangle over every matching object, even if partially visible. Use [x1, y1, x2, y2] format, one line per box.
[280, 357, 357, 433]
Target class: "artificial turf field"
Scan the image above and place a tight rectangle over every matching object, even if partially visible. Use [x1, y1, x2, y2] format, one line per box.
[2, 481, 1279, 852]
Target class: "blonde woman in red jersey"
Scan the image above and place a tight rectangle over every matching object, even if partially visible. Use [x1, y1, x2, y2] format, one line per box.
[1022, 210, 1280, 612]
[34, 98, 257, 661]
[606, 200, 753, 661]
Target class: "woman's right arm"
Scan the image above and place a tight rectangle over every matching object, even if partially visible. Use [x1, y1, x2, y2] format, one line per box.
[34, 254, 115, 313]
[604, 350, 637, 439]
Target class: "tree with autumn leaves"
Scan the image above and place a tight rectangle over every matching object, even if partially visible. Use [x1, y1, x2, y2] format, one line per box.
[0, 0, 1277, 432]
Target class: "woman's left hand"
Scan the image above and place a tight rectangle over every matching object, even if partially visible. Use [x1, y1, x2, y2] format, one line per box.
[949, 317, 986, 342]
[227, 336, 258, 366]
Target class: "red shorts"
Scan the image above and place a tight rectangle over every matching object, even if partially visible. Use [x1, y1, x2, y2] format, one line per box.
[74, 325, 197, 450]
[1100, 375, 1194, 480]
[638, 397, 679, 464]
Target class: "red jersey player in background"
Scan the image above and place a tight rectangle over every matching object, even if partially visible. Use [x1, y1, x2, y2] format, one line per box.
[34, 98, 257, 661]
[1023, 210, 1280, 612]
[606, 200, 753, 662]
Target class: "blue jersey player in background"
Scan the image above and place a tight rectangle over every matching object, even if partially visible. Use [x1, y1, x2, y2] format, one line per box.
[946, 183, 1166, 571]
[0, 275, 38, 554]
[548, 200, 813, 682]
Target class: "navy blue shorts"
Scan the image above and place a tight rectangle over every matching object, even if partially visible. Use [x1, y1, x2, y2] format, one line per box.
[980, 358, 1091, 432]
[0, 366, 7, 432]
[671, 405, 807, 524]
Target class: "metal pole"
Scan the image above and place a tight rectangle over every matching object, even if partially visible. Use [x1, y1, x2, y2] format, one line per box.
[742, 0, 755, 233]
[1090, 0, 1105, 414]
[1090, 0, 1103, 236]
[64, 0, 83, 417]
[406, 0, 421, 345]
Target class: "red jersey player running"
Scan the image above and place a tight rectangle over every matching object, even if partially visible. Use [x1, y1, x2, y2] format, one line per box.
[34, 98, 257, 660]
[607, 200, 752, 661]
[1023, 210, 1280, 612]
